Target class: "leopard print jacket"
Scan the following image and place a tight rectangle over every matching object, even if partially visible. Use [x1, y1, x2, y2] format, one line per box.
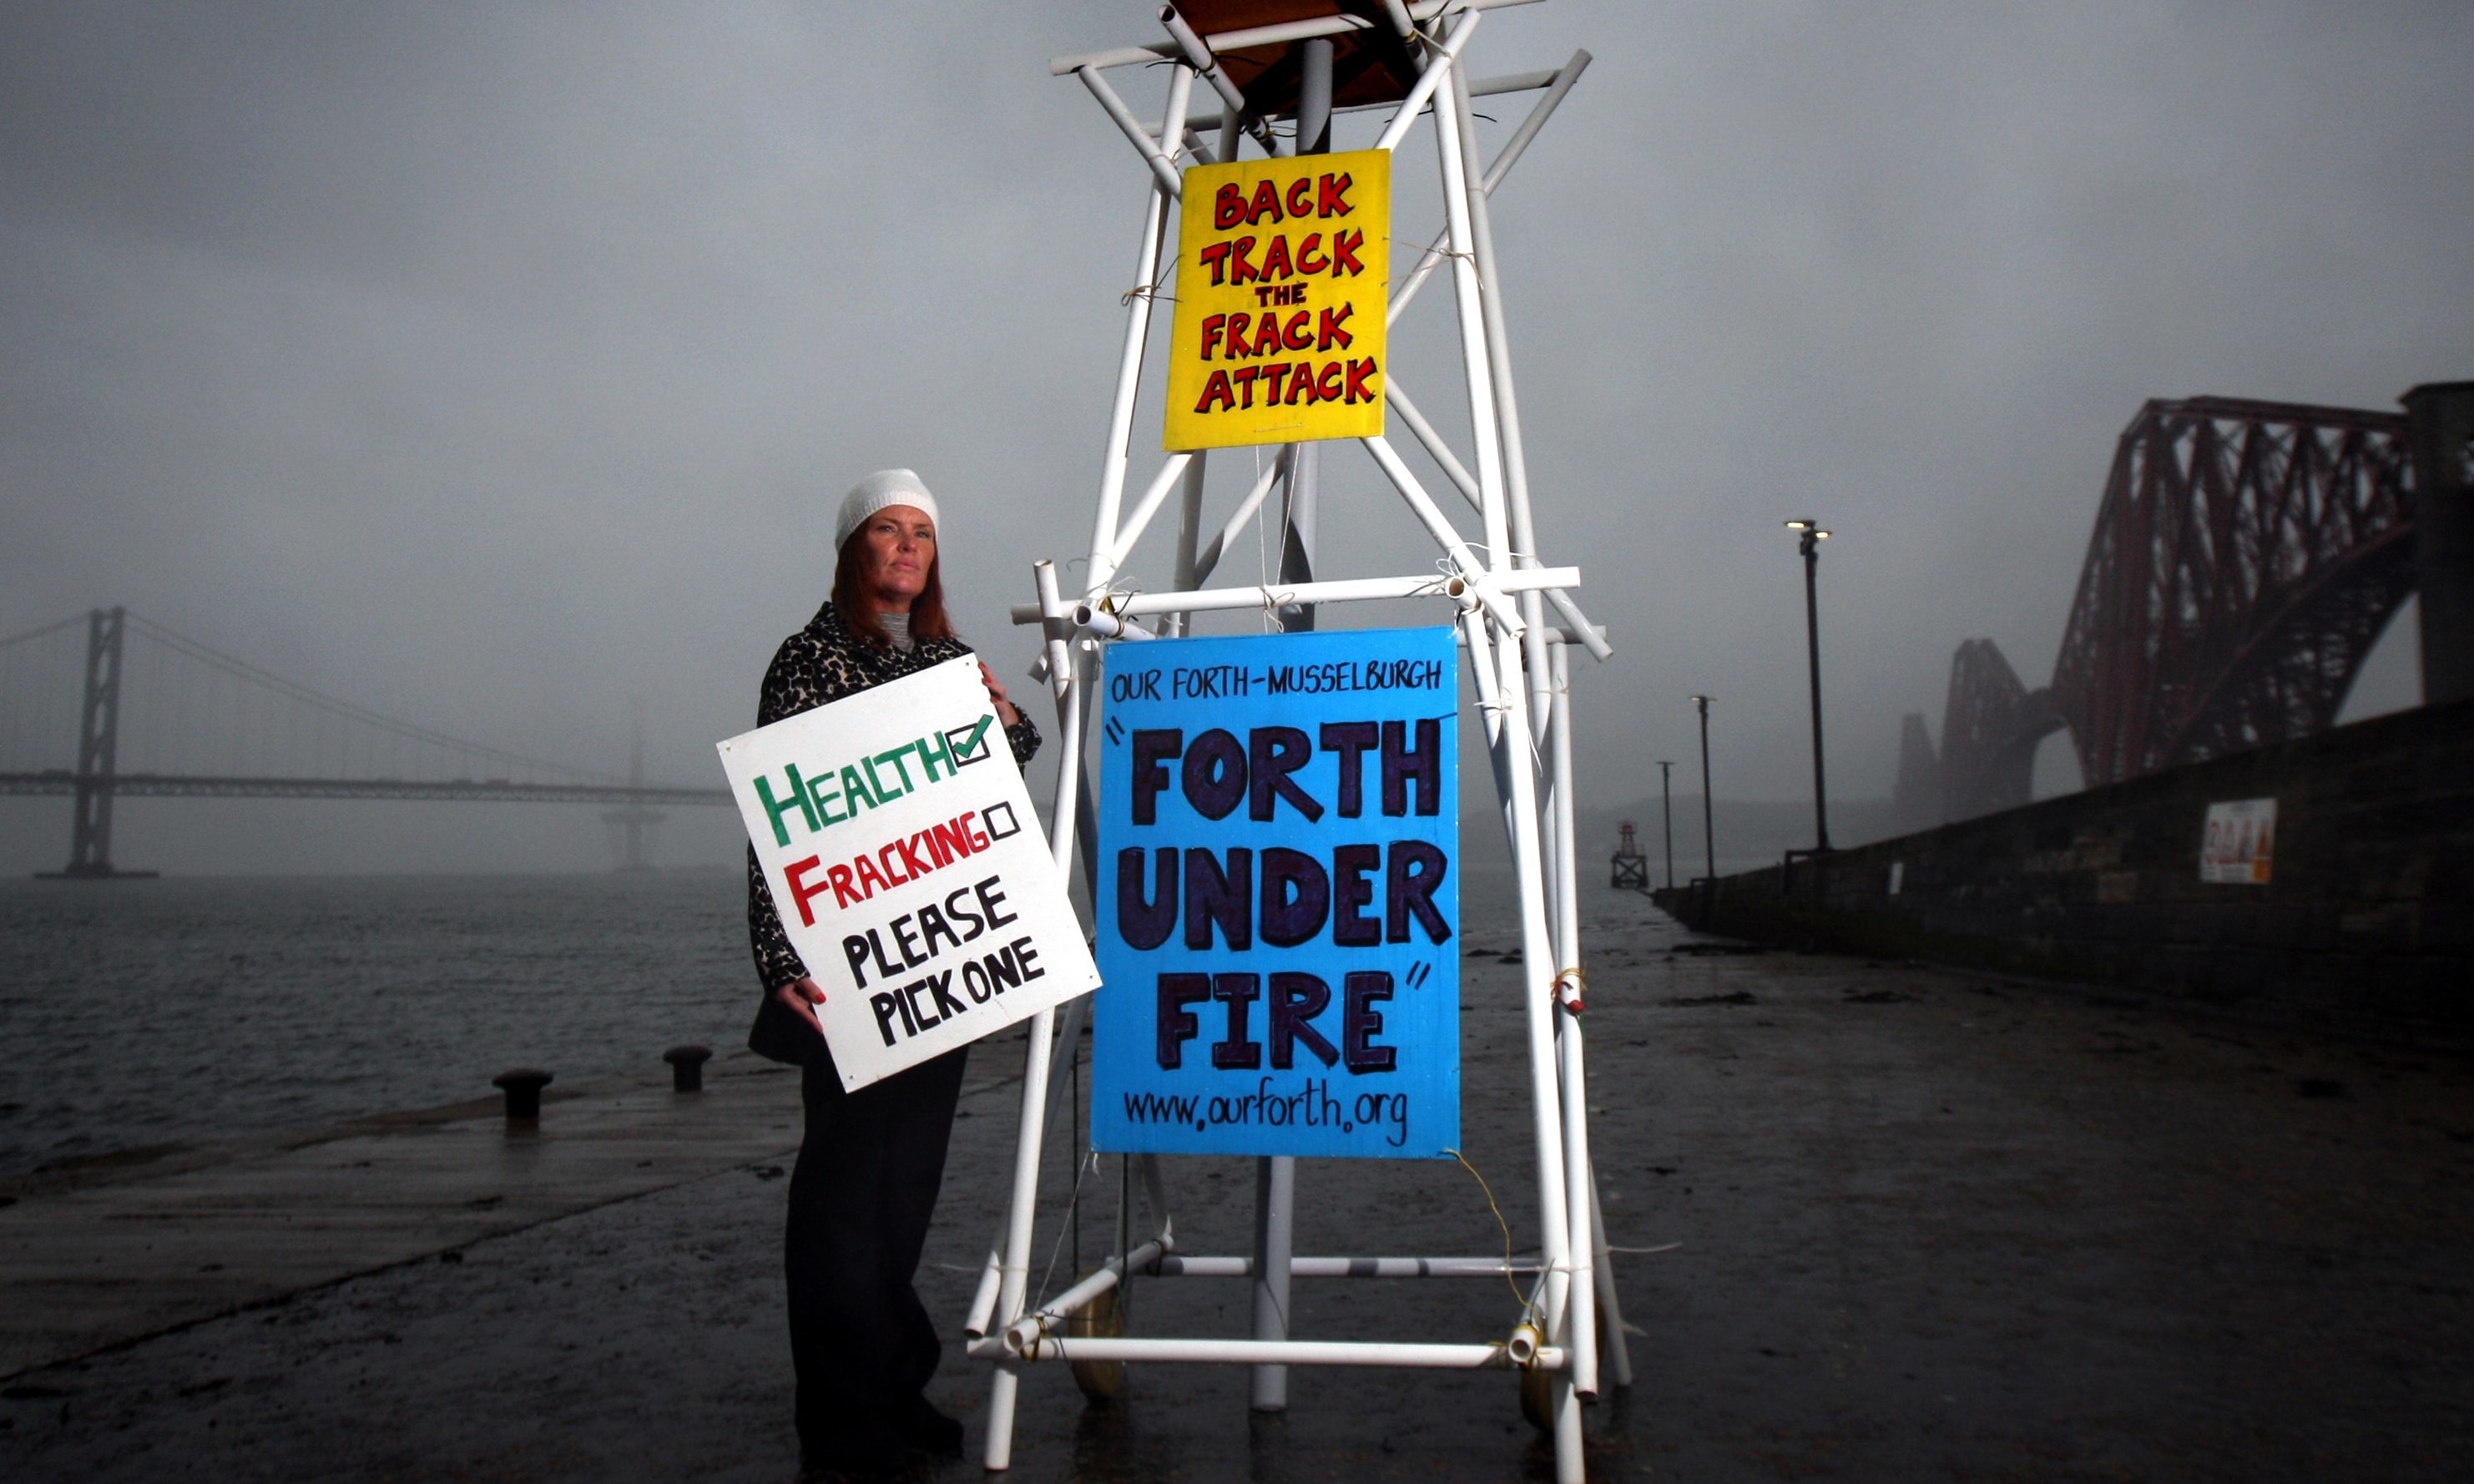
[745, 601, 1041, 992]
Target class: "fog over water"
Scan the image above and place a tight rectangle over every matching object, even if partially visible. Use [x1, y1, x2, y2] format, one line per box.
[3, 2, 2467, 876]
[0, 861, 1623, 1179]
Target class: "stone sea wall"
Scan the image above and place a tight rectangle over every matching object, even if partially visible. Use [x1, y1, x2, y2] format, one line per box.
[1656, 697, 2474, 1040]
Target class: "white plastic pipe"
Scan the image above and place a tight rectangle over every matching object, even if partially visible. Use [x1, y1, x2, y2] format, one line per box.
[1389, 49, 1592, 329]
[1482, 49, 1593, 197]
[1458, 622, 1607, 649]
[1381, 51, 1617, 666]
[1073, 604, 1156, 641]
[1360, 436, 1524, 634]
[1426, 49, 1512, 574]
[1472, 598, 1578, 1480]
[1160, 7, 1245, 117]
[1139, 1152, 1173, 1250]
[1033, 561, 1073, 703]
[1589, 1171, 1635, 1388]
[1549, 642, 1584, 987]
[1033, 988, 1096, 1168]
[1390, 397, 1613, 660]
[1382, 378, 1614, 660]
[1169, 452, 1209, 634]
[1002, 1239, 1167, 1351]
[1460, 602, 1504, 746]
[983, 560, 1092, 1474]
[1371, 10, 1479, 153]
[1490, 633, 1582, 1484]
[1050, 0, 1544, 76]
[1449, 68, 1554, 750]
[1078, 65, 1186, 199]
[1082, 71, 1190, 603]
[1151, 1254, 1543, 1278]
[973, 1335, 1565, 1370]
[1188, 447, 1290, 587]
[1250, 1153, 1295, 1409]
[1548, 588, 1615, 661]
[1158, 5, 1277, 154]
[1546, 644, 1598, 1401]
[964, 1248, 1005, 1340]
[1170, 68, 1558, 136]
[1386, 376, 1486, 514]
[1102, 452, 1196, 578]
[1009, 566, 1577, 627]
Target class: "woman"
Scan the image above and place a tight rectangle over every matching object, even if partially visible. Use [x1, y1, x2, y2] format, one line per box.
[744, 467, 1038, 1477]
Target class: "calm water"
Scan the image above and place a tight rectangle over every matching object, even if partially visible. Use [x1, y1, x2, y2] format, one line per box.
[0, 862, 1651, 1180]
[0, 871, 754, 1179]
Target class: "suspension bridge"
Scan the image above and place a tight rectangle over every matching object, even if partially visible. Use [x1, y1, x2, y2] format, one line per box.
[0, 608, 729, 876]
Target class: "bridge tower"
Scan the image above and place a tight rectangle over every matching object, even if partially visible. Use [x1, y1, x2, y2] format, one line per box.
[600, 709, 665, 871]
[1891, 711, 1941, 835]
[51, 607, 151, 879]
[2406, 381, 2474, 705]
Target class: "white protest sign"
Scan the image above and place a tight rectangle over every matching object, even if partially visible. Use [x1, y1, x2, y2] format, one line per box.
[2199, 797, 2277, 885]
[717, 654, 1098, 1091]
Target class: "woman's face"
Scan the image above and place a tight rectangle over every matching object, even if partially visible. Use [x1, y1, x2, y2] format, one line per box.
[856, 503, 936, 610]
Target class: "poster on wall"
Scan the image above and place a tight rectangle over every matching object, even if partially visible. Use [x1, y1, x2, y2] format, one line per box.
[1163, 147, 1391, 452]
[2199, 797, 2277, 884]
[716, 656, 1099, 1091]
[1090, 627, 1460, 1159]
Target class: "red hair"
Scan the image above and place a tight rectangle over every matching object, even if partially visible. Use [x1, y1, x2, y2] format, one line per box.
[831, 526, 955, 649]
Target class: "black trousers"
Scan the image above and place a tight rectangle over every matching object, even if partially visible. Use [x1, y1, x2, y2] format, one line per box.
[785, 1043, 970, 1464]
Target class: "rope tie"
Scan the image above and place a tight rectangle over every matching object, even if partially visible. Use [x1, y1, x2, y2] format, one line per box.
[1031, 1148, 1103, 1314]
[1396, 237, 1477, 268]
[1444, 1147, 1537, 1325]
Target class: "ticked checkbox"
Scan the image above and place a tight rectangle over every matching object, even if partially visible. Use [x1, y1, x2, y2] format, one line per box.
[946, 716, 995, 767]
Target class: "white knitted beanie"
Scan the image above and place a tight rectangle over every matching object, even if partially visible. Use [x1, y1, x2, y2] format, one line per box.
[835, 468, 941, 549]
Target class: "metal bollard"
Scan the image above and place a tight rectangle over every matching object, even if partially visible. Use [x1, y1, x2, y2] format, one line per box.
[492, 1068, 553, 1121]
[663, 1044, 712, 1093]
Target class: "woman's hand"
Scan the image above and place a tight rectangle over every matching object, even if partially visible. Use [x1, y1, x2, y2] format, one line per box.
[775, 976, 826, 1034]
[981, 662, 1022, 728]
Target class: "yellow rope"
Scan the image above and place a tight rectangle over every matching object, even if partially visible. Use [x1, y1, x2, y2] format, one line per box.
[1444, 1146, 1535, 1321]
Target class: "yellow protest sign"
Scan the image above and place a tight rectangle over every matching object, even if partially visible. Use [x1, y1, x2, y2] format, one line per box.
[1164, 148, 1389, 452]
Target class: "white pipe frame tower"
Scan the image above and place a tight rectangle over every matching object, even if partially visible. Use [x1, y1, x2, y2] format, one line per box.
[969, 5, 1628, 1479]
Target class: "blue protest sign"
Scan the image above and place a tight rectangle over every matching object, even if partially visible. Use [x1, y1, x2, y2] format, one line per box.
[1091, 627, 1459, 1158]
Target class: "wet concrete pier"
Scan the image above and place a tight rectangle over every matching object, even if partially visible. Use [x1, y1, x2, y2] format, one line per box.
[4, 893, 2469, 1481]
[0, 1056, 807, 1381]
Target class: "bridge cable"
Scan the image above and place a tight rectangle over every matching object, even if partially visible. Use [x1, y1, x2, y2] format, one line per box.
[0, 614, 87, 651]
[121, 613, 613, 784]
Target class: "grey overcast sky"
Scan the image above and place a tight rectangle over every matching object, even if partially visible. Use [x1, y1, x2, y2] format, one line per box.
[3, 1, 2468, 875]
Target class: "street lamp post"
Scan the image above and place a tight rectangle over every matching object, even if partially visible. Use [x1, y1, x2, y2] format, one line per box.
[1784, 520, 1833, 854]
[1654, 759, 1679, 890]
[1689, 696, 1715, 891]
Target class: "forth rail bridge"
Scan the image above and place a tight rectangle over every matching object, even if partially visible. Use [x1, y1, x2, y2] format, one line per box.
[1896, 381, 2473, 828]
[0, 608, 729, 877]
[1669, 378, 2471, 1037]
